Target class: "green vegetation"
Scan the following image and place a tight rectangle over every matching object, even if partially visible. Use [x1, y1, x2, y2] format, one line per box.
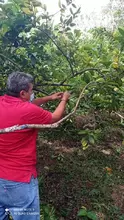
[1, 0, 124, 219]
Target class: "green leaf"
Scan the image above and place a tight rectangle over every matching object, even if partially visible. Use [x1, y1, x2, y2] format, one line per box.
[32, 0, 42, 7]
[81, 139, 89, 150]
[89, 136, 95, 145]
[70, 8, 73, 15]
[70, 23, 76, 27]
[60, 8, 65, 13]
[118, 27, 124, 36]
[1, 24, 8, 35]
[87, 211, 97, 220]
[66, 16, 73, 25]
[58, 0, 61, 8]
[78, 130, 87, 135]
[84, 72, 91, 83]
[74, 7, 81, 16]
[72, 3, 76, 8]
[65, 27, 71, 32]
[77, 209, 87, 217]
[22, 7, 32, 15]
[66, 0, 71, 5]
[62, 4, 66, 9]
[60, 16, 63, 23]
[96, 78, 105, 83]
[82, 139, 88, 147]
[74, 29, 81, 37]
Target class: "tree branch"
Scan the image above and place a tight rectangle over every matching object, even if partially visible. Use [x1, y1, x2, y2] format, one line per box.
[35, 83, 72, 87]
[60, 68, 105, 85]
[49, 10, 61, 17]
[33, 87, 49, 95]
[34, 69, 103, 88]
[0, 81, 95, 134]
[40, 29, 75, 76]
[74, 68, 105, 78]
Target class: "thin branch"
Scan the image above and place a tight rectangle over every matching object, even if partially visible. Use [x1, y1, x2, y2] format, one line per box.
[35, 69, 103, 88]
[33, 88, 49, 95]
[49, 10, 61, 17]
[74, 68, 105, 78]
[35, 83, 72, 87]
[60, 68, 105, 85]
[0, 81, 95, 134]
[0, 53, 21, 70]
[40, 29, 75, 76]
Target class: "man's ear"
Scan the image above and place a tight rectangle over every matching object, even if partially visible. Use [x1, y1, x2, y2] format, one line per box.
[20, 90, 26, 98]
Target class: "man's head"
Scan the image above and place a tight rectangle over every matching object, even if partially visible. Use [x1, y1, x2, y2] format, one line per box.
[6, 72, 34, 101]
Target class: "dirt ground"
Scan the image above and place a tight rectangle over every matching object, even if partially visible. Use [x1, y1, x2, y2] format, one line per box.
[37, 137, 124, 220]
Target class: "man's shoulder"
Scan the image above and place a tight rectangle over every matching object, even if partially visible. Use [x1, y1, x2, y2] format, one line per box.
[21, 102, 52, 124]
[0, 95, 5, 103]
[23, 102, 42, 110]
[22, 102, 45, 114]
[0, 95, 4, 99]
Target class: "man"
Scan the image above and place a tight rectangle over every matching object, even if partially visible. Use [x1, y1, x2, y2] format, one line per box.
[0, 72, 70, 220]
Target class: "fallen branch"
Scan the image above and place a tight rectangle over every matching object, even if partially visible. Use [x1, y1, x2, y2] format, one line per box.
[114, 112, 124, 120]
[0, 81, 95, 134]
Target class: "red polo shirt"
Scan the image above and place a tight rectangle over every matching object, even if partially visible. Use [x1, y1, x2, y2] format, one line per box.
[0, 95, 52, 183]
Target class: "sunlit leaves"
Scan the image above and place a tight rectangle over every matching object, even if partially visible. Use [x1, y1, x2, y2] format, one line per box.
[31, 0, 42, 7]
[0, 24, 9, 36]
[22, 7, 32, 15]
[58, 0, 61, 8]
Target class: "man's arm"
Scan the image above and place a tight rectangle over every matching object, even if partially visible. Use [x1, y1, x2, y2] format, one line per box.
[27, 91, 70, 125]
[32, 92, 63, 106]
[51, 92, 70, 123]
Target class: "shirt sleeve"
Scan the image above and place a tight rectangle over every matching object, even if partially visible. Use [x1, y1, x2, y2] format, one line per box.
[25, 104, 52, 125]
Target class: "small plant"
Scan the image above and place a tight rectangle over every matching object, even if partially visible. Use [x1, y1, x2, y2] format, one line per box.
[79, 129, 101, 150]
[77, 207, 97, 220]
[40, 204, 57, 220]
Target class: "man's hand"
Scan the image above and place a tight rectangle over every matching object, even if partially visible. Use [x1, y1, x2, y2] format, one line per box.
[50, 92, 63, 101]
[32, 91, 70, 107]
[61, 91, 70, 102]
[51, 91, 70, 123]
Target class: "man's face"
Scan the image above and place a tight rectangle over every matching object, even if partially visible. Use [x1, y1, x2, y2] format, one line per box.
[20, 83, 33, 101]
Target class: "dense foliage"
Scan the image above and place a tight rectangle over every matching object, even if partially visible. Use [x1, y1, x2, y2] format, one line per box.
[0, 0, 124, 113]
[0, 1, 124, 220]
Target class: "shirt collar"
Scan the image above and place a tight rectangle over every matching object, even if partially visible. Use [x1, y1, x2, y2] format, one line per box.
[3, 94, 23, 103]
